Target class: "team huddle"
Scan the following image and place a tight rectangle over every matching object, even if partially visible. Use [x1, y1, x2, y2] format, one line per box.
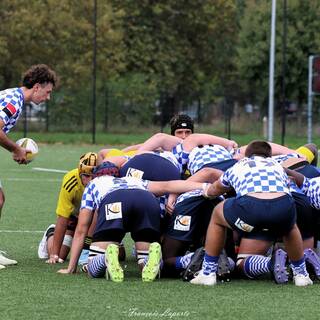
[1, 65, 320, 287]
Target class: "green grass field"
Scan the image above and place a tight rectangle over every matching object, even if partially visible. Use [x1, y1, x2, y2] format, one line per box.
[1, 143, 320, 320]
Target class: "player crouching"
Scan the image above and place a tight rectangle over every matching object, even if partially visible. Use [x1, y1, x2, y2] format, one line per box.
[58, 161, 207, 281]
[191, 140, 313, 287]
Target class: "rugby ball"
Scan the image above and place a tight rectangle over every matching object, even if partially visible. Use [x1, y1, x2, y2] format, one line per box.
[16, 138, 39, 163]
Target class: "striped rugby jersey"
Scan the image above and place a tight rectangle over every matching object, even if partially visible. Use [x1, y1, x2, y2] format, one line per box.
[56, 169, 84, 218]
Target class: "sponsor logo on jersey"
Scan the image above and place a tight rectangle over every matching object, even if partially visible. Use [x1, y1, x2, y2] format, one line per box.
[234, 218, 254, 232]
[105, 202, 122, 220]
[126, 168, 144, 179]
[174, 215, 191, 231]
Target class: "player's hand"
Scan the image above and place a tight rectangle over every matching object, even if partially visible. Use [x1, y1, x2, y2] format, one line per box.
[57, 268, 74, 274]
[46, 255, 64, 264]
[12, 146, 28, 165]
[166, 194, 177, 215]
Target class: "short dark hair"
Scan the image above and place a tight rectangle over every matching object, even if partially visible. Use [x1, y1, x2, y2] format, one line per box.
[245, 140, 272, 158]
[22, 64, 57, 89]
[170, 114, 194, 135]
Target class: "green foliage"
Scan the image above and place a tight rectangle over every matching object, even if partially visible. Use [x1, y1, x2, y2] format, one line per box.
[237, 0, 320, 109]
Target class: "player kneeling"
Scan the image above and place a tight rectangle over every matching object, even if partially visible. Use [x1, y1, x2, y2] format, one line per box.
[58, 162, 206, 281]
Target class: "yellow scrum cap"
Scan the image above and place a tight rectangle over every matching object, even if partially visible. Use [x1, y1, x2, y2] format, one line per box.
[78, 152, 98, 175]
[105, 148, 137, 158]
[296, 146, 315, 164]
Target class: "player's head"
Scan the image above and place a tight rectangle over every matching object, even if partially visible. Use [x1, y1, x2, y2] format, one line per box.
[170, 114, 194, 139]
[79, 152, 97, 175]
[245, 140, 272, 158]
[92, 161, 120, 178]
[296, 143, 318, 166]
[22, 64, 57, 104]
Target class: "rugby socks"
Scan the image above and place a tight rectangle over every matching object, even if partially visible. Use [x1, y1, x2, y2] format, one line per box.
[87, 254, 106, 278]
[290, 257, 308, 276]
[202, 253, 219, 275]
[83, 236, 93, 250]
[175, 252, 194, 270]
[243, 255, 271, 278]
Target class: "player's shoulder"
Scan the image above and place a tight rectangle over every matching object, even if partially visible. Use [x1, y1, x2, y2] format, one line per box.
[62, 168, 81, 191]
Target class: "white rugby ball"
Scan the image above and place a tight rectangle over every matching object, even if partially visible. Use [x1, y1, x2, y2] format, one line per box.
[16, 138, 39, 163]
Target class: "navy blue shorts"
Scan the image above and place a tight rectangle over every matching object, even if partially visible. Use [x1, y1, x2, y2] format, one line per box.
[202, 159, 237, 172]
[296, 164, 320, 178]
[293, 192, 315, 240]
[165, 196, 221, 243]
[119, 153, 181, 181]
[93, 189, 161, 242]
[224, 195, 296, 240]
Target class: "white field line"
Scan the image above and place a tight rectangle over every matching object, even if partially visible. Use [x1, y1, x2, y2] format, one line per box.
[0, 230, 43, 233]
[2, 177, 60, 182]
[32, 167, 68, 173]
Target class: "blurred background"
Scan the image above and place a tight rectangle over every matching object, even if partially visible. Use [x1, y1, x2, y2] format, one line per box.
[1, 0, 320, 142]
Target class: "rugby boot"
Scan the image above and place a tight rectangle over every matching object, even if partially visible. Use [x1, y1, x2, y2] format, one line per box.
[142, 242, 162, 282]
[293, 274, 313, 287]
[304, 248, 320, 280]
[38, 224, 55, 259]
[182, 247, 205, 282]
[105, 244, 124, 282]
[190, 270, 217, 286]
[271, 248, 288, 284]
[217, 249, 231, 282]
[0, 251, 17, 266]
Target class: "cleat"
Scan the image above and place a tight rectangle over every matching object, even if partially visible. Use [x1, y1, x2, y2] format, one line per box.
[38, 224, 55, 259]
[142, 242, 162, 282]
[80, 263, 88, 273]
[182, 247, 205, 282]
[272, 248, 288, 284]
[304, 249, 320, 280]
[190, 270, 217, 286]
[217, 249, 232, 282]
[0, 251, 17, 266]
[293, 274, 313, 287]
[105, 244, 124, 282]
[0, 265, 5, 270]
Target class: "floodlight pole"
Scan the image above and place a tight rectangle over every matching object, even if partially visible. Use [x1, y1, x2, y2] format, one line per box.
[307, 55, 314, 143]
[268, 0, 277, 142]
[92, 0, 97, 144]
[280, 0, 287, 146]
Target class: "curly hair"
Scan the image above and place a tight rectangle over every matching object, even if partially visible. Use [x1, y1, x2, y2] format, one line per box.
[22, 64, 58, 89]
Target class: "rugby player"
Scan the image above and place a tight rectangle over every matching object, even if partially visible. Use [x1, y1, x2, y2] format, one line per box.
[0, 64, 57, 268]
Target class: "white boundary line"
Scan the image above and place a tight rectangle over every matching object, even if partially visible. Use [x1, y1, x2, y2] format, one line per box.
[0, 230, 43, 233]
[2, 178, 60, 182]
[32, 167, 68, 173]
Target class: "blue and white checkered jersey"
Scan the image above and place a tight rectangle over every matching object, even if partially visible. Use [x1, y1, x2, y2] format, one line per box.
[176, 189, 204, 205]
[0, 88, 24, 134]
[301, 177, 320, 209]
[272, 153, 300, 164]
[188, 145, 233, 175]
[81, 175, 149, 211]
[157, 151, 182, 172]
[171, 143, 189, 169]
[221, 156, 291, 197]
